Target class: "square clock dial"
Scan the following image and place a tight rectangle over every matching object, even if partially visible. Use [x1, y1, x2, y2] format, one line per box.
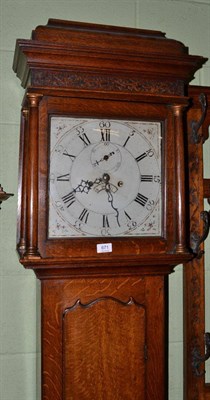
[48, 117, 162, 237]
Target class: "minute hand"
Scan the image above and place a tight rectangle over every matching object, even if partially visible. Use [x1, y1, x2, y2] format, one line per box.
[102, 174, 120, 226]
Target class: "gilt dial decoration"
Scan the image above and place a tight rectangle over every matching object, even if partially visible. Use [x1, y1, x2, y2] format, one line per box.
[48, 117, 162, 237]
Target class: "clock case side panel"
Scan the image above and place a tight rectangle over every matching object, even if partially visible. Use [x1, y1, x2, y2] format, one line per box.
[29, 92, 191, 269]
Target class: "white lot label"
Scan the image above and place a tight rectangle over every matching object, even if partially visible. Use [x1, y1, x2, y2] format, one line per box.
[97, 243, 112, 253]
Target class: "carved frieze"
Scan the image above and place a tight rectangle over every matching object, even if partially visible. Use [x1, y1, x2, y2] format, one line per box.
[32, 70, 184, 95]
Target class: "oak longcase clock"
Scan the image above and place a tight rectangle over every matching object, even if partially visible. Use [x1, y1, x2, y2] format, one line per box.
[13, 19, 207, 400]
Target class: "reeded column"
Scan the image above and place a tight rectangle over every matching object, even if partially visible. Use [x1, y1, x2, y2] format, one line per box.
[172, 104, 188, 253]
[25, 93, 43, 258]
[17, 107, 28, 255]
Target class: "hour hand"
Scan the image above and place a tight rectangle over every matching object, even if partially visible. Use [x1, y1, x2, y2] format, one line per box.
[73, 179, 94, 194]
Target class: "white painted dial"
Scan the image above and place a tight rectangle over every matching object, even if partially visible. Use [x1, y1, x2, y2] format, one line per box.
[48, 117, 162, 237]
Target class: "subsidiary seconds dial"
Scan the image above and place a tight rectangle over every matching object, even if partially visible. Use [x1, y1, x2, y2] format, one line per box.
[49, 117, 162, 237]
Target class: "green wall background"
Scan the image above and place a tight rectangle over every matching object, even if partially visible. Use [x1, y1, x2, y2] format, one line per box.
[1, 1, 210, 399]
